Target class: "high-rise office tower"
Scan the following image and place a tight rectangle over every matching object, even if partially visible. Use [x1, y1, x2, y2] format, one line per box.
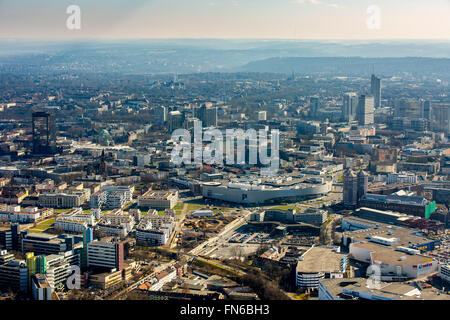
[422, 100, 432, 120]
[357, 95, 375, 126]
[81, 227, 93, 269]
[371, 74, 382, 109]
[343, 169, 368, 208]
[309, 97, 320, 118]
[394, 98, 422, 118]
[87, 240, 124, 271]
[342, 93, 358, 122]
[195, 104, 217, 127]
[154, 106, 167, 124]
[168, 110, 185, 131]
[357, 170, 368, 201]
[11, 223, 21, 251]
[32, 111, 56, 155]
[432, 104, 450, 135]
[343, 169, 358, 208]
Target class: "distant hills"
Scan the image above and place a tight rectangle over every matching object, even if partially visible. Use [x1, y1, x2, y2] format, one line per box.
[240, 57, 450, 78]
[0, 39, 449, 77]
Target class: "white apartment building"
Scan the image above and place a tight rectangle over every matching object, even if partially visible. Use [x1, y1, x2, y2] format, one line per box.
[54, 219, 88, 233]
[0, 205, 53, 223]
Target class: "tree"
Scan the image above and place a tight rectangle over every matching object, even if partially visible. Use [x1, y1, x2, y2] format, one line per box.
[241, 272, 289, 300]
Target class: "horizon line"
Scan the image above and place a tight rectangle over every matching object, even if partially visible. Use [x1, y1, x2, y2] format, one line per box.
[1, 37, 450, 42]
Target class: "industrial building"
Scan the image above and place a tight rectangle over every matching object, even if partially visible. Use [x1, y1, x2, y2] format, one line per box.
[359, 193, 436, 219]
[349, 242, 438, 281]
[319, 278, 449, 300]
[342, 217, 441, 253]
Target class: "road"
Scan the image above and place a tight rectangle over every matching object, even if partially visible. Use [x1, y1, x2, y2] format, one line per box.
[166, 202, 188, 248]
[189, 210, 251, 256]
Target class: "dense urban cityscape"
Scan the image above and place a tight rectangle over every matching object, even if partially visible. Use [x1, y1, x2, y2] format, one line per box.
[0, 1, 449, 310]
[0, 53, 449, 302]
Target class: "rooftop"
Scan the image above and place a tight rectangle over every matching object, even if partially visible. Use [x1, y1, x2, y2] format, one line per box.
[350, 242, 434, 266]
[320, 278, 450, 300]
[297, 246, 346, 273]
[343, 219, 436, 248]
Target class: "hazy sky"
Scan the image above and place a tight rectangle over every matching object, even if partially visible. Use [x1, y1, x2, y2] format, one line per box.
[0, 0, 449, 39]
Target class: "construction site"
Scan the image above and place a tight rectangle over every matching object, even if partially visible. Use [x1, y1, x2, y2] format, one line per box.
[178, 211, 236, 250]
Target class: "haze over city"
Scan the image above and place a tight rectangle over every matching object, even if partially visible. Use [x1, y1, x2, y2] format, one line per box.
[0, 0, 449, 39]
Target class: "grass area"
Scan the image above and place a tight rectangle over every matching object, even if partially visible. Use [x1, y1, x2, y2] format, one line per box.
[29, 218, 55, 233]
[53, 209, 69, 213]
[187, 203, 206, 211]
[173, 202, 184, 211]
[193, 258, 240, 278]
[271, 205, 298, 210]
[175, 210, 182, 216]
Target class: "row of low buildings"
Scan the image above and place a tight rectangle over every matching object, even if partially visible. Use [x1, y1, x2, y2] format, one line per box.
[0, 204, 53, 223]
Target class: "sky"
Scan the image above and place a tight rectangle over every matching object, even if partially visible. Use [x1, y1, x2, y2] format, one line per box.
[0, 0, 449, 40]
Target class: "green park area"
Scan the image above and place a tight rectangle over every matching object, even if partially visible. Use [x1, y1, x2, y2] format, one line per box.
[29, 218, 55, 233]
[270, 204, 310, 211]
[186, 203, 205, 211]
